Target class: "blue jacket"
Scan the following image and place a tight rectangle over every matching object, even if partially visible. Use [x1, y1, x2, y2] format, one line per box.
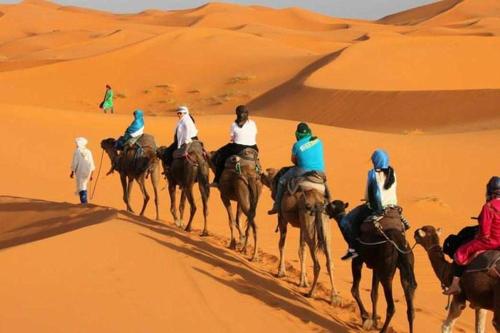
[292, 136, 325, 172]
[124, 110, 144, 140]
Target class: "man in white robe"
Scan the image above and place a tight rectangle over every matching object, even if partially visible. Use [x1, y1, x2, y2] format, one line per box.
[70, 137, 95, 204]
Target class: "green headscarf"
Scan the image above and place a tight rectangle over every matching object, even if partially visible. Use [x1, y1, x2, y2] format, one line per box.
[295, 122, 312, 141]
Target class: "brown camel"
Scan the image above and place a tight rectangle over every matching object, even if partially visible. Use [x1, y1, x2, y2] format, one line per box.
[415, 225, 499, 333]
[261, 168, 341, 306]
[157, 141, 210, 235]
[101, 135, 160, 220]
[328, 200, 416, 333]
[208, 150, 261, 261]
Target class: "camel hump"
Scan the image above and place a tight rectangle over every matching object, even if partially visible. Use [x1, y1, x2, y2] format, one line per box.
[173, 140, 205, 159]
[465, 250, 500, 275]
[136, 133, 157, 151]
[224, 148, 261, 173]
[359, 207, 405, 237]
[286, 171, 327, 196]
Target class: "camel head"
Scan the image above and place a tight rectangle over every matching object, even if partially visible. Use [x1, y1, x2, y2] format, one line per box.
[414, 225, 442, 251]
[261, 168, 278, 189]
[325, 200, 349, 221]
[101, 138, 116, 152]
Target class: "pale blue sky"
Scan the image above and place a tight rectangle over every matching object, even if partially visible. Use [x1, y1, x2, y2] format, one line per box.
[1, 0, 437, 19]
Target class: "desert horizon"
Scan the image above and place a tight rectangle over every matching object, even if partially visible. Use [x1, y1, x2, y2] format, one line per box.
[0, 0, 499, 332]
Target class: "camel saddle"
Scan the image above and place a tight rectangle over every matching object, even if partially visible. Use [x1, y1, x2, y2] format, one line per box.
[464, 250, 500, 278]
[360, 207, 405, 236]
[173, 140, 205, 160]
[124, 134, 156, 158]
[286, 171, 326, 196]
[224, 148, 261, 173]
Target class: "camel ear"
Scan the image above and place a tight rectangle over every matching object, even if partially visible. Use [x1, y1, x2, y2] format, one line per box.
[436, 227, 443, 236]
[417, 229, 426, 238]
[345, 202, 349, 209]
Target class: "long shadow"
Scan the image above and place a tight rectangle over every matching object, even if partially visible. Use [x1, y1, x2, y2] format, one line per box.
[123, 215, 351, 332]
[0, 196, 117, 250]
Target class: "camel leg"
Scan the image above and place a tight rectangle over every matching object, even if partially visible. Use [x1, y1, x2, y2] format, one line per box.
[222, 198, 237, 250]
[364, 273, 380, 330]
[399, 266, 416, 333]
[168, 183, 179, 227]
[198, 179, 209, 237]
[151, 164, 160, 220]
[379, 276, 396, 333]
[126, 177, 135, 213]
[306, 239, 320, 299]
[184, 186, 197, 233]
[298, 230, 308, 287]
[494, 283, 500, 333]
[249, 215, 258, 262]
[475, 308, 487, 333]
[351, 258, 370, 324]
[236, 203, 245, 244]
[442, 296, 465, 333]
[120, 173, 128, 207]
[323, 216, 340, 306]
[137, 176, 150, 217]
[179, 190, 187, 228]
[277, 218, 287, 278]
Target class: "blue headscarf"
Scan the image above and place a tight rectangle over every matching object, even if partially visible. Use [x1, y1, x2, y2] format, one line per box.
[125, 109, 144, 138]
[367, 149, 390, 213]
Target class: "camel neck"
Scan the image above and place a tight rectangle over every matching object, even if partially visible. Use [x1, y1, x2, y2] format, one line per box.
[426, 245, 453, 287]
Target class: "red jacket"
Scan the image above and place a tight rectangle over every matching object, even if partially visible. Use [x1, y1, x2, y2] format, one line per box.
[455, 199, 500, 265]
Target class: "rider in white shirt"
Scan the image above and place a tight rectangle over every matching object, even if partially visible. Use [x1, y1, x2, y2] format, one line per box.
[162, 106, 199, 168]
[211, 105, 258, 186]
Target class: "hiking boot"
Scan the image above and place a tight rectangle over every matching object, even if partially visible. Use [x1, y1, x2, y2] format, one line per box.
[341, 249, 358, 261]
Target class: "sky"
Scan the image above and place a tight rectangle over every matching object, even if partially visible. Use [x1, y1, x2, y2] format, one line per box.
[2, 0, 438, 19]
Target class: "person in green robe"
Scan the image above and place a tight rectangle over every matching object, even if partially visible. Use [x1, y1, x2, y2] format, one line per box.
[100, 84, 114, 114]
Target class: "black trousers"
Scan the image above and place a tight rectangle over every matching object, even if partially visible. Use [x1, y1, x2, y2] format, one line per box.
[213, 143, 258, 182]
[163, 136, 199, 166]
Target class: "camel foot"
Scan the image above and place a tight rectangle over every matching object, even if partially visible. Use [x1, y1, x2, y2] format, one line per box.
[305, 291, 314, 299]
[299, 279, 309, 288]
[200, 230, 209, 237]
[229, 240, 237, 250]
[331, 294, 342, 307]
[277, 270, 286, 278]
[250, 255, 259, 262]
[362, 318, 374, 331]
[184, 226, 192, 232]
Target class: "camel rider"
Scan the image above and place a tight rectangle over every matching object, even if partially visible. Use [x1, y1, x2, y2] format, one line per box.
[444, 176, 500, 295]
[339, 149, 410, 261]
[116, 110, 145, 150]
[163, 106, 199, 168]
[268, 122, 327, 215]
[101, 84, 114, 114]
[211, 105, 258, 187]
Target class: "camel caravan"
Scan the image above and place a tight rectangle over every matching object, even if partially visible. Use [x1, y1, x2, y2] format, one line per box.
[88, 104, 500, 333]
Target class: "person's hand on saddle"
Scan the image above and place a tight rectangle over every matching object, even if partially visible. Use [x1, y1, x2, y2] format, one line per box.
[70, 171, 74, 179]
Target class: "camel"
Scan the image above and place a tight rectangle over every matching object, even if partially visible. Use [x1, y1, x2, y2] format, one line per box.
[414, 225, 499, 333]
[101, 135, 160, 220]
[157, 141, 210, 235]
[328, 200, 416, 333]
[208, 149, 261, 261]
[261, 168, 341, 306]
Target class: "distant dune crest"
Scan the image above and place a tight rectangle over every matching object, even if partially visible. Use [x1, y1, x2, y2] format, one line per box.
[0, 0, 499, 132]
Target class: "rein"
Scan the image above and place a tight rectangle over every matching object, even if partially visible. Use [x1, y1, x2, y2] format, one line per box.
[91, 148, 105, 200]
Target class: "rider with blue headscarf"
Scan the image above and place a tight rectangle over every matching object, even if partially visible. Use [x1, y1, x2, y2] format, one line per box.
[338, 149, 409, 260]
[117, 110, 145, 149]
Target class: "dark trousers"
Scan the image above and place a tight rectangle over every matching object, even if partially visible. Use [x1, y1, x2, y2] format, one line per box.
[213, 143, 258, 183]
[338, 204, 372, 249]
[163, 136, 199, 167]
[79, 190, 88, 204]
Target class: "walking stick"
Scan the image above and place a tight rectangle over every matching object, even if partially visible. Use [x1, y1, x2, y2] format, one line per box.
[91, 148, 105, 200]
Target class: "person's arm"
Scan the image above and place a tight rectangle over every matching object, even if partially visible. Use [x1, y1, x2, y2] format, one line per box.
[70, 151, 78, 178]
[291, 153, 297, 165]
[177, 122, 188, 147]
[230, 123, 236, 143]
[478, 204, 494, 239]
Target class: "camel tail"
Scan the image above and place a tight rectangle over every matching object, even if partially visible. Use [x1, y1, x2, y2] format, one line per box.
[315, 203, 327, 253]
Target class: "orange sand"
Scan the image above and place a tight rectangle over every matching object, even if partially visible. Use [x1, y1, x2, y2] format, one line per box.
[0, 1, 499, 332]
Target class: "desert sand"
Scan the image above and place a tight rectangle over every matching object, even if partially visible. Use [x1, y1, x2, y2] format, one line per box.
[0, 0, 499, 332]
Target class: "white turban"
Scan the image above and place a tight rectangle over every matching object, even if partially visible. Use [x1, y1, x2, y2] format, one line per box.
[75, 137, 88, 149]
[177, 106, 189, 115]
